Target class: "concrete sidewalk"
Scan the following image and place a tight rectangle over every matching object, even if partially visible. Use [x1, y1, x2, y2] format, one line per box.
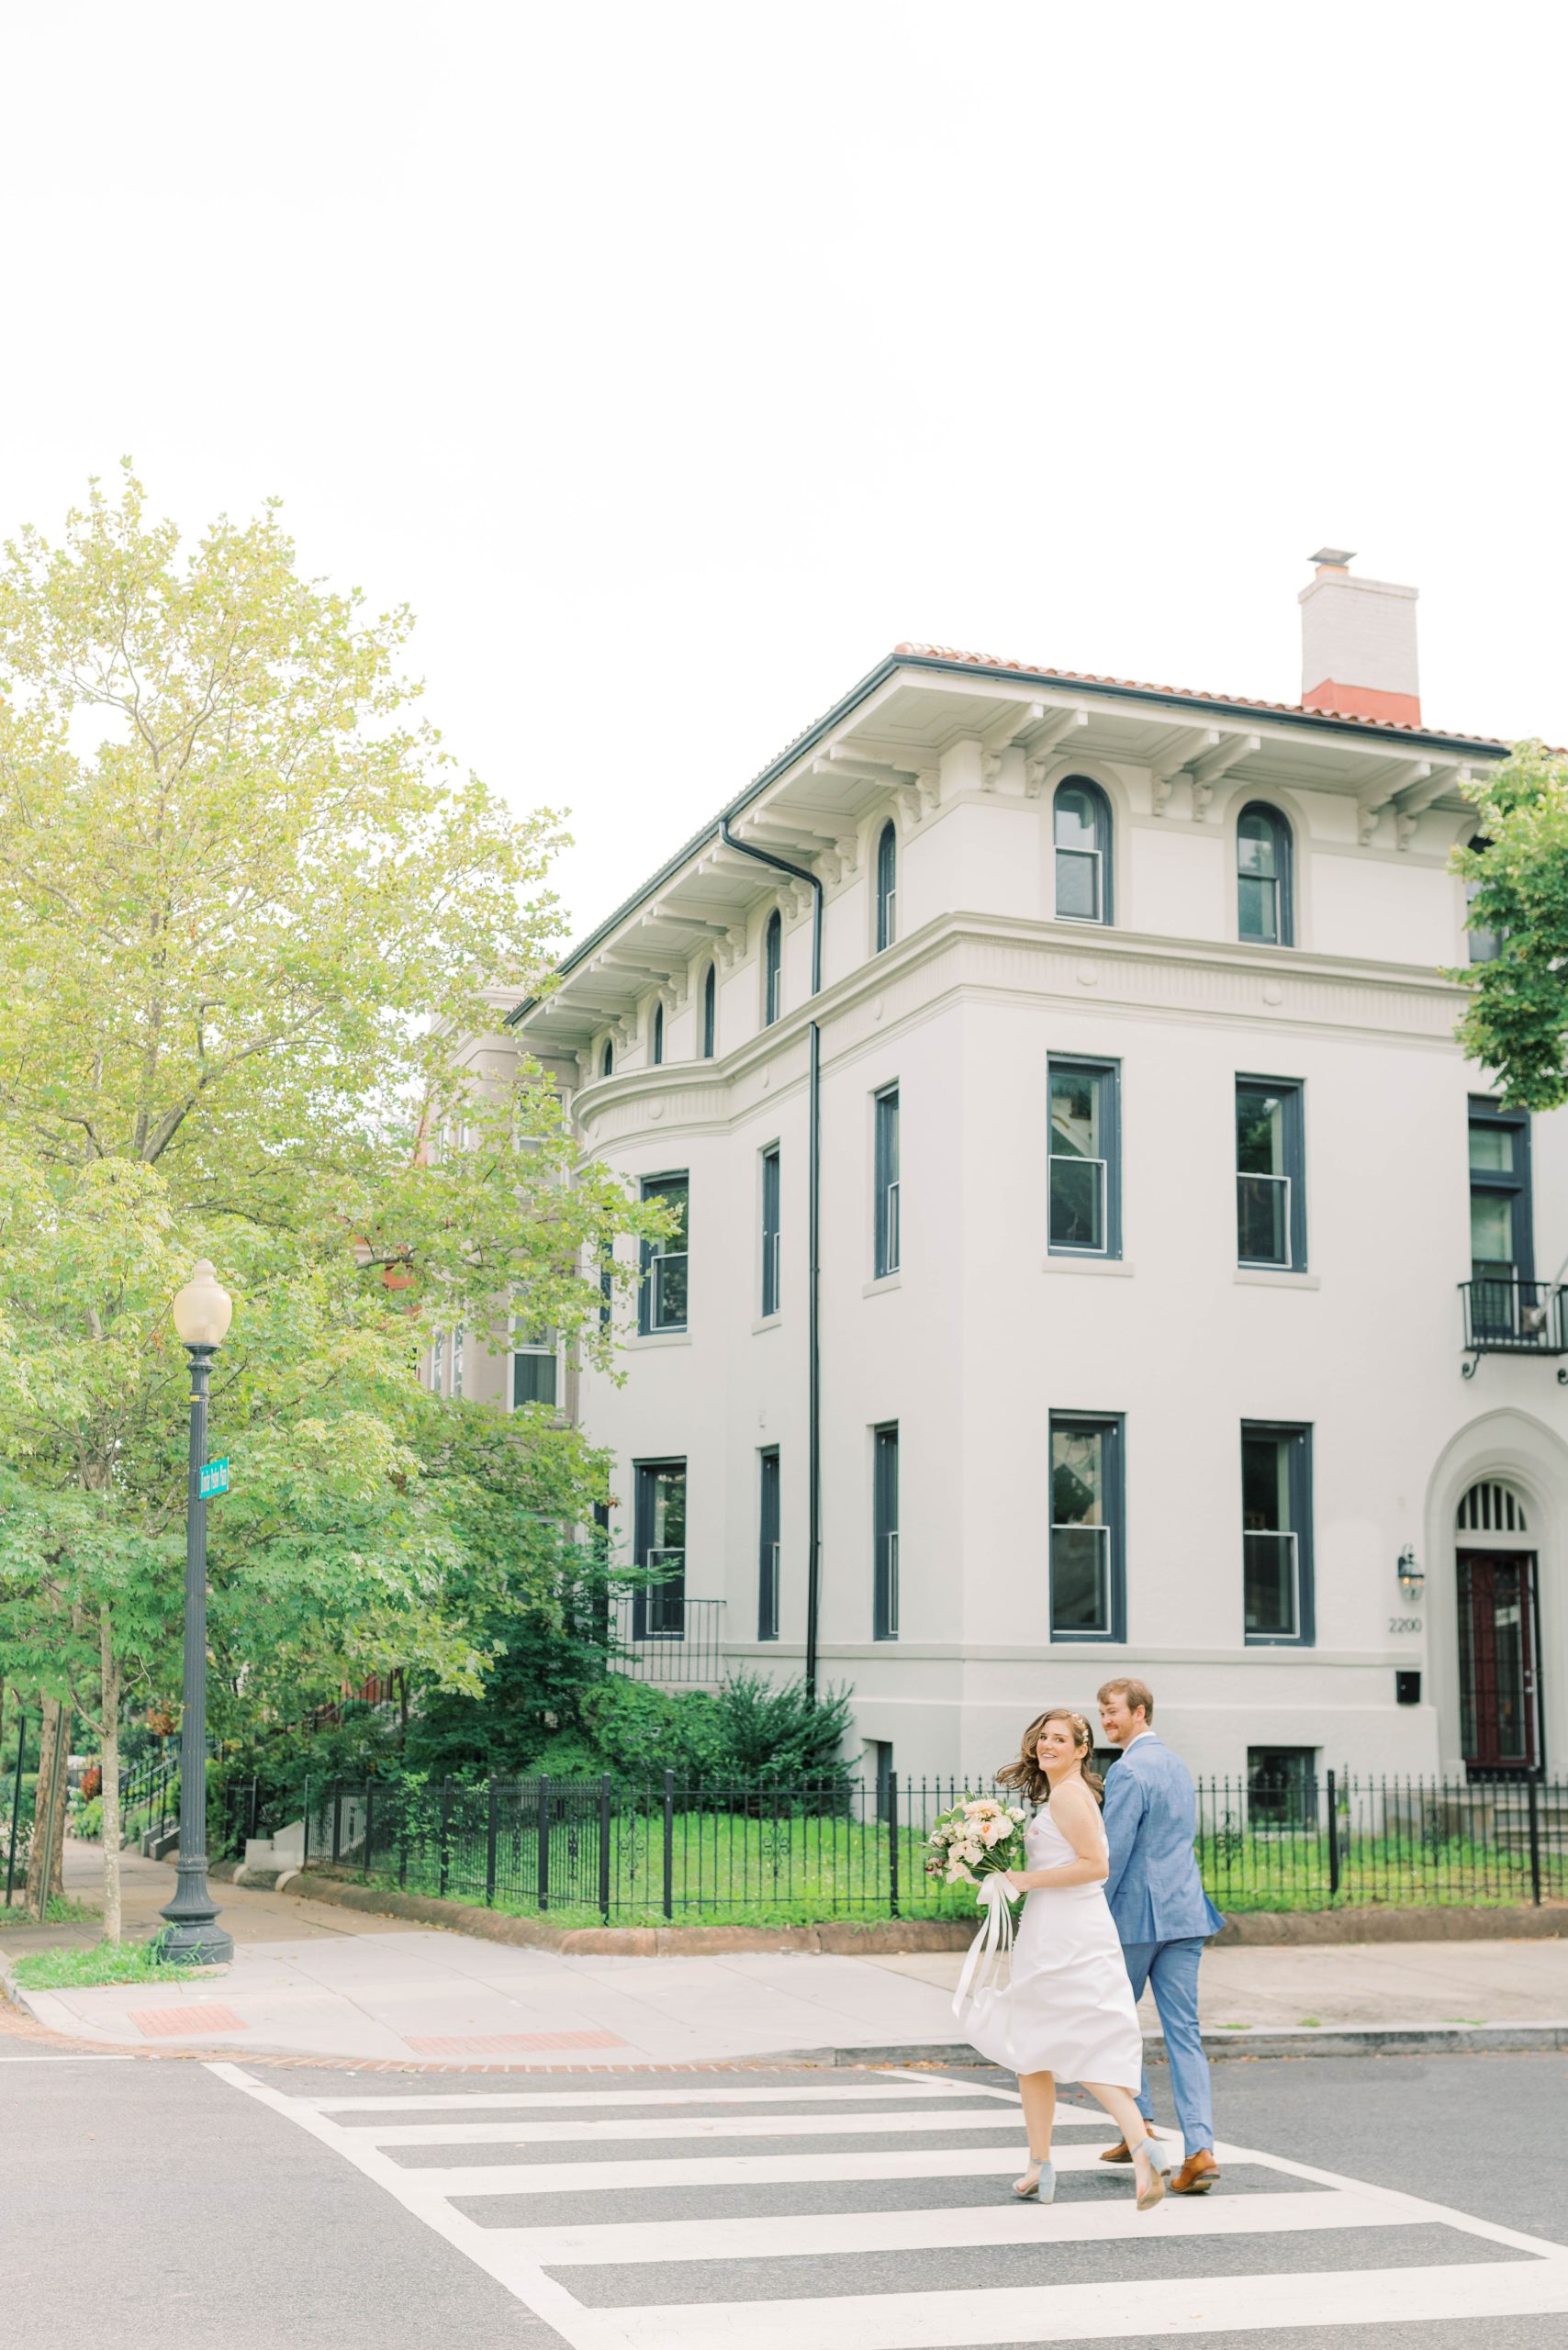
[4, 1842, 1565, 2065]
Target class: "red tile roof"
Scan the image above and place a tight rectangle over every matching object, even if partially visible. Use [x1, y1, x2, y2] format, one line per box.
[892, 643, 1509, 749]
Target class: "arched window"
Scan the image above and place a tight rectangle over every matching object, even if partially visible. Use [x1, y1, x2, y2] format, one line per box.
[701, 961, 717, 1058]
[1053, 778, 1113, 923]
[651, 1001, 665, 1066]
[1237, 803, 1294, 946]
[875, 820, 898, 951]
[600, 1037, 614, 1080]
[764, 908, 783, 1026]
[1465, 835, 1501, 964]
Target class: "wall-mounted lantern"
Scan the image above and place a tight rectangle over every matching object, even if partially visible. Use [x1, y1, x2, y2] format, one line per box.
[1397, 1546, 1425, 1601]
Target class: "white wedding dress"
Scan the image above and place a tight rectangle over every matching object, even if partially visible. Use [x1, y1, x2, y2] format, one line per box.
[963, 1800, 1142, 2087]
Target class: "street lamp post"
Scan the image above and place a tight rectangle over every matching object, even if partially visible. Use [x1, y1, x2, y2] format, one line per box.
[162, 1259, 235, 1965]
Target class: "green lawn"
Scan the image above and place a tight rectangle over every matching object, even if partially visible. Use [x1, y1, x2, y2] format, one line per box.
[9, 1936, 224, 1990]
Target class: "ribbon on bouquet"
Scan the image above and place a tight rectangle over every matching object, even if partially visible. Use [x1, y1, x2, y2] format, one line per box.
[951, 1871, 1015, 2020]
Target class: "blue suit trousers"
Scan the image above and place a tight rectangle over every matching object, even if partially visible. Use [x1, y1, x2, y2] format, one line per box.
[1120, 1936, 1213, 2154]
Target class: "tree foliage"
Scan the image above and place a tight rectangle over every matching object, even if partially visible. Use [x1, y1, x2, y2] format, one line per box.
[1451, 742, 1568, 1109]
[0, 469, 653, 1930]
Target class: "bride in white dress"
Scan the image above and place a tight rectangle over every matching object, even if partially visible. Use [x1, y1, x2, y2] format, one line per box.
[963, 1707, 1170, 2211]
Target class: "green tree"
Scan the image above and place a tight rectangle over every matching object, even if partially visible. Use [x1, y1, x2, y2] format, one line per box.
[1451, 742, 1568, 1109]
[0, 469, 653, 1938]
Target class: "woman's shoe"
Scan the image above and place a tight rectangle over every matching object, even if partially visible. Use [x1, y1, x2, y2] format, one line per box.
[1132, 2136, 1168, 2211]
[1012, 2156, 1058, 2203]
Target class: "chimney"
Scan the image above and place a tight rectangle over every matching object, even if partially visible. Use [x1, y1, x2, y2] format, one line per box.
[1298, 548, 1420, 726]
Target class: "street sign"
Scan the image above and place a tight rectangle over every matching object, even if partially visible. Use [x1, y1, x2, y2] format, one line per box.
[198, 1457, 230, 1498]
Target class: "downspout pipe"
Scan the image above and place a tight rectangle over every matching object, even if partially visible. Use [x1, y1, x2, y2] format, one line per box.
[720, 819, 824, 1698]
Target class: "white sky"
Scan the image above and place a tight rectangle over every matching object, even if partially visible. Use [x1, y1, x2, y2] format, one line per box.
[4, 5, 1563, 943]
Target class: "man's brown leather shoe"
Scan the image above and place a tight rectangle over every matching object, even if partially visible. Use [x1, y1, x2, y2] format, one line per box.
[1170, 2149, 1220, 2193]
[1098, 2137, 1135, 2164]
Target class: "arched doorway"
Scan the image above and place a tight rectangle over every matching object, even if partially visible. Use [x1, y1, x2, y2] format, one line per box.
[1455, 1479, 1541, 1776]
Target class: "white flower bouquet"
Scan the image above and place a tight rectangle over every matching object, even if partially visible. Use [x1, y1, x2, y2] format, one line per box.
[924, 1794, 1029, 1890]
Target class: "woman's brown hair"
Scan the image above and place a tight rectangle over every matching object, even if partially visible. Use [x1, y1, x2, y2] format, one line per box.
[996, 1707, 1104, 1807]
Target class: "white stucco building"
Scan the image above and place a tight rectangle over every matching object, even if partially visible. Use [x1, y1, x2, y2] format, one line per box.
[490, 555, 1566, 1793]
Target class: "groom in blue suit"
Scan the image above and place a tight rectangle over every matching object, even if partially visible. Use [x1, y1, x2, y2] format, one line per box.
[1097, 1676, 1226, 2193]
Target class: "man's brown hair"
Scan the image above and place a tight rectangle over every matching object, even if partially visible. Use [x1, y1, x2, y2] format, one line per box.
[1097, 1675, 1155, 1723]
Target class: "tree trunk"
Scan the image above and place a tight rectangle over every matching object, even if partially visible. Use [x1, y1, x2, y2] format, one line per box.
[26, 1697, 71, 1918]
[99, 1613, 123, 1946]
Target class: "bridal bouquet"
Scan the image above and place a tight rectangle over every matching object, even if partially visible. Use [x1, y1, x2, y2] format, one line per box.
[924, 1795, 1029, 1890]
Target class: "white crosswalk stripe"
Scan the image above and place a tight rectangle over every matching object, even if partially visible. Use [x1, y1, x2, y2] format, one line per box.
[213, 2065, 1568, 2348]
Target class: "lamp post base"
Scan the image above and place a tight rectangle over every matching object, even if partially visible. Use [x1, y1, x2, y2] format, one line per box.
[160, 1855, 235, 1966]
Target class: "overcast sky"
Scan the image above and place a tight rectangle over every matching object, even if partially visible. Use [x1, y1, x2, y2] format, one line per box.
[6, 5, 1562, 942]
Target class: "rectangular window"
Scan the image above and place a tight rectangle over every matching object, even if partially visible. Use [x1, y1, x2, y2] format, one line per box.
[1241, 1422, 1315, 1645]
[1049, 1413, 1126, 1640]
[633, 1459, 687, 1638]
[1247, 1746, 1318, 1831]
[639, 1172, 689, 1333]
[873, 1086, 900, 1278]
[511, 1335, 558, 1409]
[1236, 1077, 1306, 1270]
[760, 1145, 781, 1317]
[1047, 1058, 1120, 1256]
[872, 1424, 899, 1639]
[757, 1448, 780, 1641]
[451, 1325, 465, 1398]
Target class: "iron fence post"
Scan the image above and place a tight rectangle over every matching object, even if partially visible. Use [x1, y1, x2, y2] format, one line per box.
[363, 1782, 375, 1884]
[537, 1776, 551, 1913]
[888, 1773, 900, 1919]
[1528, 1774, 1542, 1906]
[1325, 1769, 1339, 1898]
[663, 1769, 675, 1922]
[599, 1774, 612, 1922]
[486, 1775, 498, 1908]
[439, 1778, 452, 1899]
[331, 1778, 343, 1867]
[302, 1774, 310, 1867]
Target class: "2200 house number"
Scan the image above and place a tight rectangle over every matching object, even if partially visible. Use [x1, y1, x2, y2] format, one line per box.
[1389, 1617, 1423, 1634]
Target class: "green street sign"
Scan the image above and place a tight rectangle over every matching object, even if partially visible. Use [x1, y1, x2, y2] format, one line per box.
[198, 1457, 230, 1499]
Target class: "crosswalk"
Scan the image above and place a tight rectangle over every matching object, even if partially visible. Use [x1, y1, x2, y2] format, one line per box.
[212, 2064, 1568, 2346]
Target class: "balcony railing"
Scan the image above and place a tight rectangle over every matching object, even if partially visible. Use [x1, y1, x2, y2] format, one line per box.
[1460, 1279, 1568, 1379]
[609, 1593, 727, 1685]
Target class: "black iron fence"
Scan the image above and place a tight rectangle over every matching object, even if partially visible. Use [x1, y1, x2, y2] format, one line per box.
[222, 1770, 1568, 1924]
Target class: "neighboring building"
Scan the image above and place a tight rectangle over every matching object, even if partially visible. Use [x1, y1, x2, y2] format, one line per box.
[504, 554, 1568, 1788]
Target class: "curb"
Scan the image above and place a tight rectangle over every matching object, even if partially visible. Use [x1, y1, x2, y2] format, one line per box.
[238, 1869, 1568, 1954]
[778, 2022, 1568, 2066]
[257, 1870, 979, 1956]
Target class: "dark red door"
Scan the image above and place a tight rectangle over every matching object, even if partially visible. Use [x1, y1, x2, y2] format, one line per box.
[1457, 1551, 1540, 1772]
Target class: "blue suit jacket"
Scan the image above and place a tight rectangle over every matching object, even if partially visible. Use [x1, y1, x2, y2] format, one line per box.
[1102, 1732, 1226, 1944]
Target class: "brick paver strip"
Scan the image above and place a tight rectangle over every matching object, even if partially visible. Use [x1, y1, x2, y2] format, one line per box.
[127, 2004, 247, 2038]
[403, 2030, 629, 2055]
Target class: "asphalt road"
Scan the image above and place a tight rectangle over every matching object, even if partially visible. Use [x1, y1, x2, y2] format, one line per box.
[4, 2043, 1565, 2349]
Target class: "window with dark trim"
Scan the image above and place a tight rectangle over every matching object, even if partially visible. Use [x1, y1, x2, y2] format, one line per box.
[1236, 1077, 1306, 1270]
[875, 820, 898, 951]
[1049, 1412, 1126, 1640]
[638, 1173, 689, 1333]
[702, 961, 717, 1057]
[764, 909, 783, 1025]
[873, 1085, 900, 1277]
[872, 1423, 899, 1639]
[633, 1458, 686, 1638]
[600, 1037, 614, 1079]
[1469, 1096, 1533, 1337]
[1053, 778, 1114, 923]
[650, 1001, 665, 1066]
[760, 1144, 781, 1317]
[1248, 1746, 1318, 1831]
[1241, 1422, 1315, 1645]
[757, 1447, 780, 1640]
[512, 1332, 558, 1410]
[1047, 1058, 1120, 1256]
[1464, 835, 1502, 964]
[1238, 803, 1294, 946]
